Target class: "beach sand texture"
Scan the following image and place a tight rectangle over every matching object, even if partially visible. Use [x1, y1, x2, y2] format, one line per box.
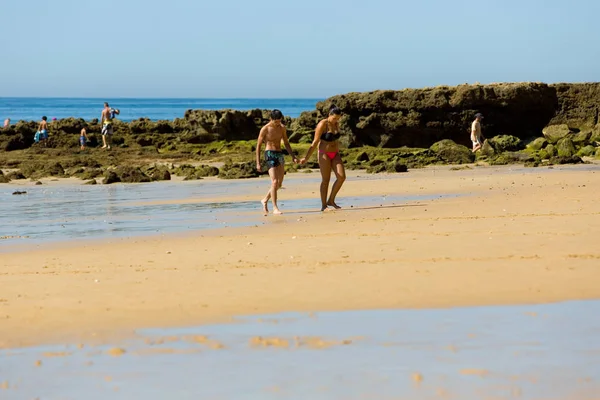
[1, 165, 599, 349]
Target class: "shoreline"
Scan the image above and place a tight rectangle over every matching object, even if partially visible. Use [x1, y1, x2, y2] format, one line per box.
[1, 164, 599, 349]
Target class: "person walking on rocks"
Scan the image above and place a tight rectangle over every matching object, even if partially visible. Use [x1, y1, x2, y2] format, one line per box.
[256, 109, 298, 215]
[300, 105, 346, 211]
[471, 113, 484, 152]
[101, 102, 119, 150]
[3, 118, 9, 128]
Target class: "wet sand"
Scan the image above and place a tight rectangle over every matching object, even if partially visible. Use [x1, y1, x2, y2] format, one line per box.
[3, 301, 600, 399]
[1, 165, 600, 348]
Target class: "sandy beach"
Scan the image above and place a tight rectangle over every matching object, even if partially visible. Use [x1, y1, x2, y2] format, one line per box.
[1, 164, 599, 349]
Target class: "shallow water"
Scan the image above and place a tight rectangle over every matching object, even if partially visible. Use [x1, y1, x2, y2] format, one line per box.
[1, 300, 599, 399]
[0, 176, 453, 247]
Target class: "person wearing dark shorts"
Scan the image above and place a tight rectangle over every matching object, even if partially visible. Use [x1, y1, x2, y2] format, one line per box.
[255, 110, 298, 215]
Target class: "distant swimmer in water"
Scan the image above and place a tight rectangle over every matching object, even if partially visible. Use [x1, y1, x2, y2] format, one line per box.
[256, 109, 298, 215]
[300, 105, 346, 211]
[101, 102, 120, 150]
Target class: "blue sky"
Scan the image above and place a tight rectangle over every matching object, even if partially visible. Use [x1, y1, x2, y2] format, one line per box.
[1, 0, 598, 98]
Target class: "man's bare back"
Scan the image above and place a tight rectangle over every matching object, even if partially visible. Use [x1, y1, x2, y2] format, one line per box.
[101, 107, 111, 124]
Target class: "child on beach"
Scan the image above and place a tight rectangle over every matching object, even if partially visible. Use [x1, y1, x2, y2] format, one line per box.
[80, 127, 88, 150]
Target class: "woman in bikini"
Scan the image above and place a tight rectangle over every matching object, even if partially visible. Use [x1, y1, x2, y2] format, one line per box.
[300, 105, 346, 211]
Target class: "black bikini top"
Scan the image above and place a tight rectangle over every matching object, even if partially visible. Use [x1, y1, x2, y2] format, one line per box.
[321, 121, 341, 142]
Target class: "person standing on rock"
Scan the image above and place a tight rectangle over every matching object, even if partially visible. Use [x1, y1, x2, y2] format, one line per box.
[101, 102, 119, 150]
[38, 116, 49, 146]
[3, 118, 9, 128]
[471, 113, 484, 152]
[300, 105, 346, 211]
[256, 109, 298, 215]
[80, 126, 89, 150]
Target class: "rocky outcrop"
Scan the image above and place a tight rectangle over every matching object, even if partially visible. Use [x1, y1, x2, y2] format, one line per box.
[316, 83, 561, 148]
[2, 82, 599, 153]
[0, 170, 10, 183]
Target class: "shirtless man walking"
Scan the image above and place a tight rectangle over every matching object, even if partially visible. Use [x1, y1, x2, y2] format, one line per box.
[471, 113, 484, 152]
[256, 109, 298, 215]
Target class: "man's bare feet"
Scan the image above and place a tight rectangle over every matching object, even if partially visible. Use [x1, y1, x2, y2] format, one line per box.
[327, 202, 342, 209]
[273, 209, 283, 215]
[101, 145, 107, 149]
[261, 199, 269, 216]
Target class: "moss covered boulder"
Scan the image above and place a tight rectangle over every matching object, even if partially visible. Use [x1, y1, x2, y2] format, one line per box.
[430, 140, 474, 164]
[218, 161, 259, 179]
[549, 155, 583, 165]
[526, 137, 548, 151]
[105, 166, 152, 184]
[489, 152, 534, 165]
[103, 171, 120, 184]
[173, 164, 219, 180]
[0, 171, 10, 183]
[571, 130, 592, 146]
[6, 171, 25, 180]
[480, 140, 495, 157]
[488, 135, 522, 152]
[542, 124, 571, 143]
[577, 145, 596, 157]
[556, 137, 576, 157]
[19, 162, 65, 179]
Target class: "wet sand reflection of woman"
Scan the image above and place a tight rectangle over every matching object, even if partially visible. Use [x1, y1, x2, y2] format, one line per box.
[300, 105, 346, 211]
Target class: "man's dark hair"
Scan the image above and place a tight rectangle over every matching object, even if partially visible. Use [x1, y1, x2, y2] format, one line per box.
[270, 109, 283, 120]
[329, 104, 341, 116]
[42, 116, 47, 121]
[104, 102, 109, 107]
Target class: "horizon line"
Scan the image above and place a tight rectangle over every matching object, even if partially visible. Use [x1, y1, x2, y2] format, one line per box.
[0, 96, 325, 100]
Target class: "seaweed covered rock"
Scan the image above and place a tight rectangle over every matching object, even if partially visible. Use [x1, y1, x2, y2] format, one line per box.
[0, 170, 10, 183]
[489, 152, 534, 165]
[430, 140, 474, 164]
[173, 164, 219, 180]
[218, 161, 259, 179]
[479, 140, 495, 157]
[526, 137, 548, 151]
[103, 171, 120, 184]
[556, 137, 576, 157]
[577, 145, 596, 157]
[103, 166, 152, 184]
[571, 130, 592, 145]
[488, 135, 522, 152]
[6, 171, 25, 180]
[549, 155, 583, 165]
[542, 124, 570, 143]
[19, 162, 65, 179]
[538, 143, 557, 160]
[150, 167, 171, 181]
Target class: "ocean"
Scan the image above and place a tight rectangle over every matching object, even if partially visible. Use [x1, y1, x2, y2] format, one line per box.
[0, 98, 322, 122]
